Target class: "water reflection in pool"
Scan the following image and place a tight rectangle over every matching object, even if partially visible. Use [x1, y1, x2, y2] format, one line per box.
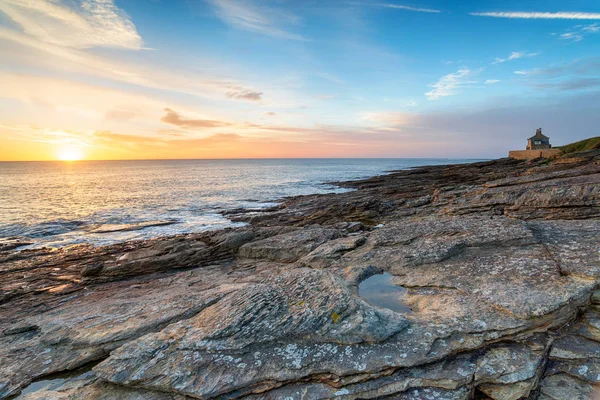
[358, 272, 411, 314]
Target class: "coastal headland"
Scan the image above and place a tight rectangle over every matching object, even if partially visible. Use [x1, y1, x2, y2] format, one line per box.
[1, 144, 600, 399]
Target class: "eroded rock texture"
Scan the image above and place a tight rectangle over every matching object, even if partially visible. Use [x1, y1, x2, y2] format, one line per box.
[1, 151, 599, 399]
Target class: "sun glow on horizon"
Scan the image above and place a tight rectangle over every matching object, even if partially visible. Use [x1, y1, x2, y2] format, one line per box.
[57, 145, 83, 161]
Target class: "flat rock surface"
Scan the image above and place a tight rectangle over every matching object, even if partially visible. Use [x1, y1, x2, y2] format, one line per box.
[1, 152, 600, 399]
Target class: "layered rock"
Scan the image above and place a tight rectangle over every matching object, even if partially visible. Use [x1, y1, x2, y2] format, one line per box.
[1, 150, 600, 399]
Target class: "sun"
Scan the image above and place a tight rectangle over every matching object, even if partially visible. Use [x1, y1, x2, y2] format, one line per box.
[57, 146, 83, 161]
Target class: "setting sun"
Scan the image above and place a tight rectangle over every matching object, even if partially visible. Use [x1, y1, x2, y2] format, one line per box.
[57, 146, 83, 161]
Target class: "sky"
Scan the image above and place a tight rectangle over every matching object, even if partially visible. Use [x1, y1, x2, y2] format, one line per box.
[0, 0, 599, 160]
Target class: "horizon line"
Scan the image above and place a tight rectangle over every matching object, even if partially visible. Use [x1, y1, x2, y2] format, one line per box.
[0, 156, 492, 163]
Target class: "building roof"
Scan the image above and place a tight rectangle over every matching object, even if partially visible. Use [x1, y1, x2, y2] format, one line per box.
[529, 129, 549, 140]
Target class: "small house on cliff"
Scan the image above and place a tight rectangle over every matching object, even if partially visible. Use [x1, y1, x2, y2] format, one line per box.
[508, 128, 561, 160]
[527, 128, 551, 150]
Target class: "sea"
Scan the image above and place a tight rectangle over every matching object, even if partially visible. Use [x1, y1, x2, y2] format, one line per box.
[0, 159, 481, 249]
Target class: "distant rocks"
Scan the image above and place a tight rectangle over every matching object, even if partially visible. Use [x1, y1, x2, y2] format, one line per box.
[0, 237, 33, 252]
[1, 150, 600, 398]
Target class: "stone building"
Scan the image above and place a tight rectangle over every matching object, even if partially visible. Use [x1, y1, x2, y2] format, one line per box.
[508, 128, 560, 160]
[527, 128, 551, 150]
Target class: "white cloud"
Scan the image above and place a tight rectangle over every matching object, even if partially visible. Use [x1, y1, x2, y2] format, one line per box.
[207, 0, 305, 40]
[378, 4, 440, 13]
[485, 79, 500, 84]
[425, 68, 478, 100]
[470, 11, 600, 20]
[583, 24, 600, 32]
[0, 29, 264, 103]
[560, 32, 584, 42]
[558, 23, 599, 42]
[514, 70, 529, 75]
[0, 0, 143, 49]
[493, 51, 538, 64]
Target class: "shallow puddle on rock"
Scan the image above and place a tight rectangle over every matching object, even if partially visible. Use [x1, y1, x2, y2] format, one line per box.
[358, 272, 411, 314]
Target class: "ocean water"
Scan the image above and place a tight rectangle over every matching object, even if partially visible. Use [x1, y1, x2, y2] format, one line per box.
[0, 159, 478, 249]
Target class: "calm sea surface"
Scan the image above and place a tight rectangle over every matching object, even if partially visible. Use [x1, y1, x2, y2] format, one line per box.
[0, 159, 480, 249]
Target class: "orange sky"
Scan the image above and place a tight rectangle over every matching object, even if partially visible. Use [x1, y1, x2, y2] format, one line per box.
[1, 0, 597, 161]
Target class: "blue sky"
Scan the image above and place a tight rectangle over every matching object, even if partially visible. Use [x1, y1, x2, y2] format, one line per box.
[0, 0, 599, 160]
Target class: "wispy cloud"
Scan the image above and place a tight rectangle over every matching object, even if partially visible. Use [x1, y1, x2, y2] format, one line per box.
[0, 0, 143, 49]
[377, 3, 440, 13]
[425, 68, 478, 100]
[493, 51, 538, 64]
[207, 0, 305, 40]
[560, 32, 584, 42]
[161, 108, 232, 129]
[94, 131, 242, 147]
[584, 24, 600, 32]
[513, 57, 600, 77]
[514, 57, 600, 92]
[226, 90, 263, 101]
[0, 29, 265, 103]
[485, 79, 500, 84]
[470, 11, 600, 20]
[556, 23, 600, 42]
[529, 78, 600, 91]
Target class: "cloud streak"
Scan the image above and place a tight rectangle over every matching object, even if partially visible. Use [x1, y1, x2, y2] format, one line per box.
[0, 0, 143, 49]
[470, 11, 600, 20]
[513, 57, 600, 78]
[493, 51, 538, 64]
[226, 90, 263, 101]
[161, 109, 232, 129]
[529, 78, 600, 92]
[0, 30, 265, 104]
[378, 4, 440, 13]
[425, 68, 478, 100]
[207, 0, 306, 40]
[557, 23, 600, 42]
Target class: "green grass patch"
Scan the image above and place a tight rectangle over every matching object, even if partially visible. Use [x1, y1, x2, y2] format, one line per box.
[556, 136, 600, 154]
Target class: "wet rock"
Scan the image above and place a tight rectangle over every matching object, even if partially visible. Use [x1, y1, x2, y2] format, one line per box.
[300, 235, 366, 268]
[550, 335, 600, 360]
[474, 343, 544, 399]
[92, 229, 256, 281]
[17, 370, 192, 399]
[528, 219, 600, 278]
[2, 152, 600, 399]
[343, 264, 383, 286]
[0, 269, 242, 398]
[94, 268, 408, 398]
[238, 226, 342, 263]
[0, 237, 34, 252]
[405, 195, 432, 208]
[538, 373, 600, 400]
[81, 262, 104, 277]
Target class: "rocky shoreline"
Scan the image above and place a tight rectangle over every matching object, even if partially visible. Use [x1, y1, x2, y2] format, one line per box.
[1, 150, 599, 399]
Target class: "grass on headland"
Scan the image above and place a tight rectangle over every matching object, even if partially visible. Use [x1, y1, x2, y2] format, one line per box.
[556, 137, 600, 155]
